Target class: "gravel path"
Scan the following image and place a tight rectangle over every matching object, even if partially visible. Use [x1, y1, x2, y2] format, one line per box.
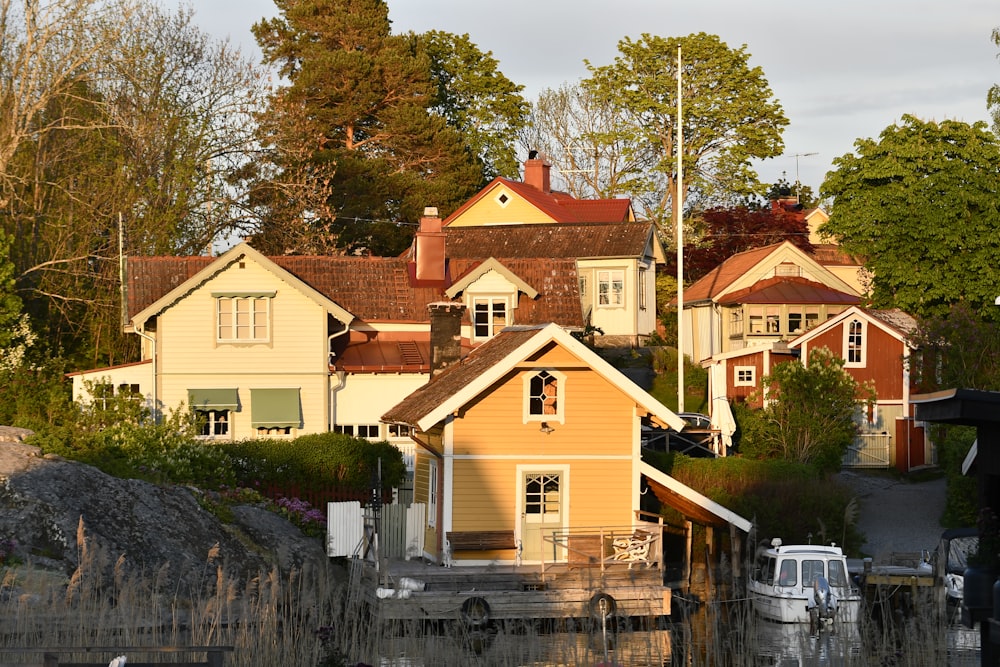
[835, 469, 947, 560]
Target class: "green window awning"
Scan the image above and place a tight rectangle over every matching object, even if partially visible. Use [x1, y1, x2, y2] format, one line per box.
[188, 388, 239, 410]
[251, 388, 301, 427]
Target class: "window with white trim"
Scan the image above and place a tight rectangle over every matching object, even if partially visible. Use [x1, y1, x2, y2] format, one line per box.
[217, 295, 271, 342]
[472, 296, 509, 340]
[597, 270, 624, 307]
[844, 318, 866, 367]
[734, 366, 756, 387]
[639, 269, 647, 310]
[523, 369, 565, 423]
[427, 459, 438, 528]
[334, 424, 380, 439]
[196, 409, 230, 438]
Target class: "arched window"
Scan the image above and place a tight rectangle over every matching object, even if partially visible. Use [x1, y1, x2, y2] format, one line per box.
[844, 318, 866, 367]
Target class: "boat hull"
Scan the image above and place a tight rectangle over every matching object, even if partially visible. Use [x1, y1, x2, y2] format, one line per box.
[749, 586, 862, 624]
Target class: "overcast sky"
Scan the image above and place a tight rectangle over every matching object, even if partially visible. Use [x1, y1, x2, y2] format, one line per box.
[195, 0, 998, 198]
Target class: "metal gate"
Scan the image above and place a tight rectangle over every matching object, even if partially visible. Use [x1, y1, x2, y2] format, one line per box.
[843, 432, 891, 468]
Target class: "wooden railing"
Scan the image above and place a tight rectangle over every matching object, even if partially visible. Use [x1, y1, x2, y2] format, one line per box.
[0, 646, 233, 667]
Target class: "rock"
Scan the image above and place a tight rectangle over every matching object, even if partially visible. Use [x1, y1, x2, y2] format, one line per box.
[0, 430, 329, 596]
[0, 426, 34, 444]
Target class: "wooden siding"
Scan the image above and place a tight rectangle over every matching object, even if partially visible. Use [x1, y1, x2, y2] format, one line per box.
[727, 351, 766, 407]
[156, 258, 331, 438]
[805, 319, 905, 400]
[446, 185, 553, 226]
[413, 451, 440, 555]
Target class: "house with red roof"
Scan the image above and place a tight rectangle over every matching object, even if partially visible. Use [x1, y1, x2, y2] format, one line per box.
[788, 306, 929, 471]
[680, 240, 862, 365]
[440, 157, 662, 345]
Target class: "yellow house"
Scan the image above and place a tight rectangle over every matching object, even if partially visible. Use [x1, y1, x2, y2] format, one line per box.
[382, 321, 751, 566]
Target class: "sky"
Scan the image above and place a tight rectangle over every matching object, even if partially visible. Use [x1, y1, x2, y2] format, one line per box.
[194, 0, 998, 199]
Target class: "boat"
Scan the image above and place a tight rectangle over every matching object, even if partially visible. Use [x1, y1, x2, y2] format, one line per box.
[748, 538, 862, 626]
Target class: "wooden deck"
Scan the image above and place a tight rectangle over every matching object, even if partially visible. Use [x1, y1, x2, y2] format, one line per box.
[351, 558, 671, 625]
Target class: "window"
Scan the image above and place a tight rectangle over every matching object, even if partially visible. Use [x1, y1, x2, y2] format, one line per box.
[845, 318, 866, 367]
[473, 297, 508, 340]
[250, 387, 300, 437]
[777, 559, 797, 587]
[597, 270, 624, 307]
[495, 191, 510, 207]
[427, 460, 438, 528]
[729, 310, 744, 337]
[802, 559, 826, 587]
[765, 306, 780, 334]
[639, 269, 647, 310]
[524, 473, 561, 519]
[216, 293, 272, 342]
[578, 275, 587, 299]
[734, 366, 756, 387]
[529, 371, 558, 416]
[388, 424, 411, 438]
[787, 308, 804, 334]
[805, 306, 820, 331]
[197, 409, 230, 437]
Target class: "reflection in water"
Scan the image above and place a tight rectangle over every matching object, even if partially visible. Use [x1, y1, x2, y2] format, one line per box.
[369, 604, 981, 666]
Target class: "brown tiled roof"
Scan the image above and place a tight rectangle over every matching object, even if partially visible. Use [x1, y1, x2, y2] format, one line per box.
[865, 308, 918, 336]
[443, 177, 633, 225]
[716, 276, 860, 306]
[810, 244, 863, 267]
[442, 223, 654, 259]
[682, 243, 784, 303]
[127, 252, 583, 328]
[381, 327, 541, 426]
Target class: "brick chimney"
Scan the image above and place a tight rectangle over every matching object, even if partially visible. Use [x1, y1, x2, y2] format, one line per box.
[413, 207, 446, 283]
[523, 157, 551, 193]
[428, 302, 465, 378]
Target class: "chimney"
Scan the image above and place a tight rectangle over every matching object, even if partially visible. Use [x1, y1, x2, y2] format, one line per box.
[414, 207, 446, 283]
[523, 157, 551, 193]
[428, 302, 465, 378]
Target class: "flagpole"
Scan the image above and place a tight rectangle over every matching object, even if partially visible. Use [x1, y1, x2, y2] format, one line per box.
[676, 45, 685, 414]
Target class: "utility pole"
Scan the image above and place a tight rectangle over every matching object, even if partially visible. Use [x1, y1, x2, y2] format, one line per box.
[676, 45, 685, 415]
[788, 152, 818, 203]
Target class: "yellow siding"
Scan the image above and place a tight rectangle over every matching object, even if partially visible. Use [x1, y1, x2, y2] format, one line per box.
[156, 257, 330, 437]
[447, 186, 554, 226]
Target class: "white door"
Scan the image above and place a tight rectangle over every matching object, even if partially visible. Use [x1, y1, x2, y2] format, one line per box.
[520, 471, 565, 562]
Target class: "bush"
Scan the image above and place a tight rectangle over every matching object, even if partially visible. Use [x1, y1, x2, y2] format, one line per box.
[645, 451, 864, 555]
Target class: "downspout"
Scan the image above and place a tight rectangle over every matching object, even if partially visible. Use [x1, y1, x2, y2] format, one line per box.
[132, 327, 157, 423]
[328, 323, 351, 431]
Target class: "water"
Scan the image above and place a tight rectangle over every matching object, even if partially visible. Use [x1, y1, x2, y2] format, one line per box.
[365, 604, 982, 666]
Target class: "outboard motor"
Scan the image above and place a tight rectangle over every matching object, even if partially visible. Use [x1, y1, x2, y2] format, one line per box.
[810, 575, 838, 619]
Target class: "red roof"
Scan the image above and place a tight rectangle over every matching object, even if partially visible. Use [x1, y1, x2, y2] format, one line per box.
[716, 276, 860, 306]
[127, 252, 584, 328]
[682, 244, 784, 303]
[443, 177, 633, 225]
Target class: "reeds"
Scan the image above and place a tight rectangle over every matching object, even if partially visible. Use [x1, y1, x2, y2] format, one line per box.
[0, 535, 980, 667]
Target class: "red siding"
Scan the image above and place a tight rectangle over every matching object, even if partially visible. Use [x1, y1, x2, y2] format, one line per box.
[805, 320, 905, 400]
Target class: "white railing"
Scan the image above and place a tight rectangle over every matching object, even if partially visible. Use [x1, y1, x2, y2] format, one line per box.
[391, 440, 416, 472]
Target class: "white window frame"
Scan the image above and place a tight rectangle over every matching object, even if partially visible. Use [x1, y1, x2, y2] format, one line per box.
[734, 366, 756, 387]
[597, 270, 625, 308]
[195, 408, 231, 439]
[427, 459, 438, 528]
[471, 295, 510, 341]
[844, 317, 867, 367]
[522, 369, 566, 424]
[216, 293, 273, 343]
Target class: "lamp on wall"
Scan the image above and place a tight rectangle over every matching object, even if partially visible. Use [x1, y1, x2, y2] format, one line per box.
[539, 422, 555, 434]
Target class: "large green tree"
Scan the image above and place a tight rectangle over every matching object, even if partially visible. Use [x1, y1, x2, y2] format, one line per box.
[423, 30, 528, 180]
[581, 32, 788, 230]
[820, 115, 1000, 319]
[250, 0, 486, 255]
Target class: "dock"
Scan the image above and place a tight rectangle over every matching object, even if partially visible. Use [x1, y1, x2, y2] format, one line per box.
[349, 558, 671, 626]
[850, 551, 945, 619]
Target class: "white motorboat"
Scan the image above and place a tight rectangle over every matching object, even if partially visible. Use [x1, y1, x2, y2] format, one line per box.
[749, 538, 862, 626]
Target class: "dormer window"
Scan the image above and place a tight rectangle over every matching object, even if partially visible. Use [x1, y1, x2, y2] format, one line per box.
[524, 369, 565, 423]
[473, 296, 509, 341]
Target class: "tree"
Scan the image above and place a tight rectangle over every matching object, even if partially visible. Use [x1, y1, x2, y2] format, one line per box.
[908, 302, 1000, 393]
[2, 2, 266, 366]
[740, 347, 873, 474]
[250, 0, 483, 256]
[667, 205, 813, 282]
[583, 32, 788, 230]
[423, 30, 528, 180]
[524, 81, 653, 205]
[820, 115, 1000, 319]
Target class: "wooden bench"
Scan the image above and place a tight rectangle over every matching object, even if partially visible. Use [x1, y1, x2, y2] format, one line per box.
[447, 530, 516, 551]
